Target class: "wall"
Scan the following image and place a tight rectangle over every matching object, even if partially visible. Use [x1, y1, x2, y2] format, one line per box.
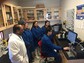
[4, 0, 19, 5]
[3, 27, 13, 39]
[61, 0, 84, 41]
[18, 0, 61, 8]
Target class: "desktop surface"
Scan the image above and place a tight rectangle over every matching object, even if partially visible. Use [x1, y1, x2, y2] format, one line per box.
[55, 37, 84, 60]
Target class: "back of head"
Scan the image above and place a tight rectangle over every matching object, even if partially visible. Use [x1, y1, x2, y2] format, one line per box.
[18, 20, 26, 25]
[46, 26, 52, 34]
[13, 24, 21, 33]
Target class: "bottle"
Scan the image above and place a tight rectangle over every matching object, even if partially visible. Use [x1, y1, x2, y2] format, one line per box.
[62, 31, 65, 38]
[62, 33, 65, 38]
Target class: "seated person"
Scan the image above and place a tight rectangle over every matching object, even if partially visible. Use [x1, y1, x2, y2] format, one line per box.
[41, 26, 69, 63]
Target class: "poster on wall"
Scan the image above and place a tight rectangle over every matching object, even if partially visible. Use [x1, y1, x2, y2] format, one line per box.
[66, 9, 74, 31]
[76, 4, 84, 20]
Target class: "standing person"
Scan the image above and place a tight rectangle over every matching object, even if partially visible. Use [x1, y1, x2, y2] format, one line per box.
[22, 23, 35, 63]
[31, 21, 43, 59]
[8, 24, 29, 63]
[41, 26, 69, 63]
[41, 20, 50, 34]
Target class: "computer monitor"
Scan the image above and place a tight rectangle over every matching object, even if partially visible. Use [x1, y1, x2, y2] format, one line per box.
[52, 24, 62, 33]
[67, 31, 77, 43]
[53, 26, 59, 32]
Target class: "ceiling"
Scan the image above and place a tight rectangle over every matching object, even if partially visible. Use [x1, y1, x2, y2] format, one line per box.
[1, 0, 61, 8]
[0, 0, 6, 4]
[17, 0, 61, 8]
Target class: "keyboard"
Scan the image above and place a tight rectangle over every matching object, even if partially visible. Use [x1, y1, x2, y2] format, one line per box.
[66, 51, 75, 58]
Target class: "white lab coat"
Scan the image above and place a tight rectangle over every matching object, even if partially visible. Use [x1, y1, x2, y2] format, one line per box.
[8, 33, 29, 63]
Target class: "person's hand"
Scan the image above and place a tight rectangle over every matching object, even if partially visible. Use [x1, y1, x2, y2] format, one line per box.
[63, 47, 70, 51]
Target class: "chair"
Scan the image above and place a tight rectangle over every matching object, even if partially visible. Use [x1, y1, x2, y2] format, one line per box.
[38, 40, 48, 63]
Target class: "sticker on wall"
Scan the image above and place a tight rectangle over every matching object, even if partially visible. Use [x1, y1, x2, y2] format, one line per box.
[76, 4, 84, 20]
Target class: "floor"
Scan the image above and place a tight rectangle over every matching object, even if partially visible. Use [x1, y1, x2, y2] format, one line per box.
[0, 53, 55, 63]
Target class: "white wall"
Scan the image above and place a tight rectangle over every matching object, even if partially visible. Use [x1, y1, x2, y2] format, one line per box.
[61, 0, 84, 41]
[3, 27, 13, 39]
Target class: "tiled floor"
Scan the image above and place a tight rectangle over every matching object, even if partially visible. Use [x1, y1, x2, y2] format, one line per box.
[33, 58, 40, 63]
[32, 56, 55, 63]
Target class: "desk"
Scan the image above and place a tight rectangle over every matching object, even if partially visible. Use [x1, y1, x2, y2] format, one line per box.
[53, 36, 84, 63]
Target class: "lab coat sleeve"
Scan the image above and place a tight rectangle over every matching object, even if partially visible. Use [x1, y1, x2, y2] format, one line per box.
[46, 39, 63, 50]
[8, 41, 23, 63]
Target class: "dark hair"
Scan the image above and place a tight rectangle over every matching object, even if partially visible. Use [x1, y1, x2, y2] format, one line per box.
[18, 20, 26, 25]
[32, 21, 38, 28]
[13, 24, 21, 33]
[45, 20, 50, 26]
[46, 26, 52, 34]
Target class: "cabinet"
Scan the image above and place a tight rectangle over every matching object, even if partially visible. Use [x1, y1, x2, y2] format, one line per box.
[52, 8, 60, 19]
[5, 5, 13, 25]
[22, 8, 46, 22]
[22, 8, 60, 22]
[22, 8, 35, 22]
[0, 5, 4, 27]
[0, 3, 21, 31]
[46, 8, 53, 20]
[18, 9, 23, 20]
[35, 8, 46, 21]
[13, 7, 18, 23]
[45, 8, 60, 20]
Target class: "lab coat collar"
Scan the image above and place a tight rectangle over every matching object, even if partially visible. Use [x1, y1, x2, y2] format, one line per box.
[12, 33, 23, 41]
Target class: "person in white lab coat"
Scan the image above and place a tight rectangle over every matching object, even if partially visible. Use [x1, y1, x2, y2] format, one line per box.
[8, 24, 29, 63]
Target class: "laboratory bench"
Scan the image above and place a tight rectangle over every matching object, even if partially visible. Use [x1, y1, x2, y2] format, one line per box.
[53, 35, 84, 63]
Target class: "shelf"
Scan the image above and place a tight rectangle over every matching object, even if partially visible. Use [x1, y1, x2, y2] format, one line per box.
[0, 27, 6, 31]
[6, 24, 15, 29]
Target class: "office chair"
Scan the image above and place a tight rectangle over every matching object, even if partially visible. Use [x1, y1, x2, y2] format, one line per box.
[38, 40, 48, 63]
[38, 40, 54, 63]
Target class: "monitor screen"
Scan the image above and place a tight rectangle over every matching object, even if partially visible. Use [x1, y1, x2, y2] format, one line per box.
[53, 26, 59, 32]
[67, 31, 77, 43]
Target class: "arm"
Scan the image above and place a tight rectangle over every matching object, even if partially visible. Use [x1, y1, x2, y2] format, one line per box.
[31, 28, 39, 40]
[22, 32, 30, 46]
[45, 38, 63, 50]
